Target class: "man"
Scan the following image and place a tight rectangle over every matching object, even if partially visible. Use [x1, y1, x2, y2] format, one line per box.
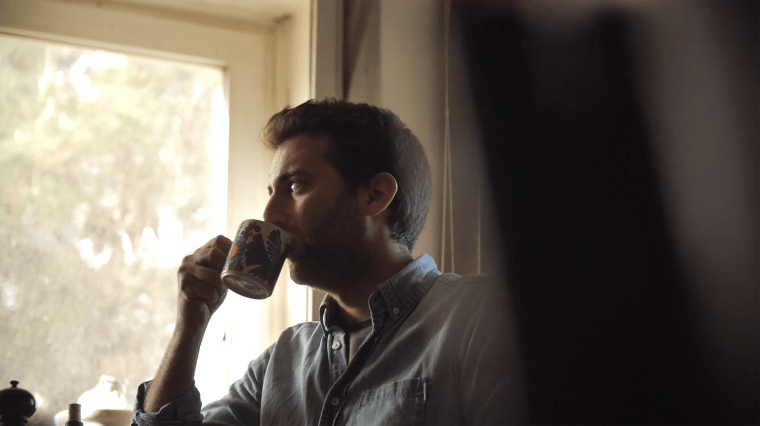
[132, 99, 523, 426]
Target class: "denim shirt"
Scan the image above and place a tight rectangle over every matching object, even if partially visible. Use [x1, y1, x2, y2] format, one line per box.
[132, 254, 523, 426]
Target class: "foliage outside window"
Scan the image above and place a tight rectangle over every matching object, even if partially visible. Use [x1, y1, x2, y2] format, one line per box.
[0, 34, 226, 424]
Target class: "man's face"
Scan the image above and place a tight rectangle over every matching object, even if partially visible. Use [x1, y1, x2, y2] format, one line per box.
[263, 134, 370, 291]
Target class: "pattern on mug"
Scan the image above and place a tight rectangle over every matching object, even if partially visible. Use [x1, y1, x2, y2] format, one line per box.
[226, 220, 262, 267]
[244, 229, 287, 283]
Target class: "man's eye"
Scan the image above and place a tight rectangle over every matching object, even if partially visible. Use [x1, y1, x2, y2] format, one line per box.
[289, 181, 302, 192]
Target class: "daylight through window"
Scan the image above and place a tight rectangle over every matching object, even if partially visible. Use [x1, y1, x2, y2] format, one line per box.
[0, 34, 227, 424]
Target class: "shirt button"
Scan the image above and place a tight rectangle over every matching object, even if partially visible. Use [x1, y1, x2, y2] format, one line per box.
[332, 341, 341, 350]
[392, 307, 400, 315]
[331, 397, 340, 406]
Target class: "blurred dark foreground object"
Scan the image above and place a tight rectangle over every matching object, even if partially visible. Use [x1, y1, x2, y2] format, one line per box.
[0, 381, 36, 426]
[452, 0, 758, 424]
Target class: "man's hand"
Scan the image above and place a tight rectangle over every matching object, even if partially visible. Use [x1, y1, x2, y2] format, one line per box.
[143, 236, 232, 413]
[176, 235, 232, 331]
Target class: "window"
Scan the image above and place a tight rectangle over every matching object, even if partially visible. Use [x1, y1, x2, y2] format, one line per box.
[0, 33, 227, 421]
[0, 1, 310, 424]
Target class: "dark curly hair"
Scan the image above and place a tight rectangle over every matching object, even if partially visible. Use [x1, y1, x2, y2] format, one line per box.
[261, 98, 432, 252]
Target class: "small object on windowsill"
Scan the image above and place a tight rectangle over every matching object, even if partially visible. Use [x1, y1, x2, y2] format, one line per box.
[53, 375, 131, 426]
[0, 380, 36, 426]
[64, 404, 83, 426]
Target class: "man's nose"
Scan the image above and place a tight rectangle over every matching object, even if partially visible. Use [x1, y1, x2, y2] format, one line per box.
[263, 195, 286, 228]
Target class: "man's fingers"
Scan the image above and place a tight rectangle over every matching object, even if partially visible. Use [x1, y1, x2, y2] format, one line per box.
[174, 236, 232, 329]
[182, 282, 222, 304]
[212, 234, 233, 253]
[178, 263, 226, 303]
[190, 235, 232, 270]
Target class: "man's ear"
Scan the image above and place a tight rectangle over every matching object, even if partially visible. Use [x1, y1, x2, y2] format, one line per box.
[360, 172, 398, 217]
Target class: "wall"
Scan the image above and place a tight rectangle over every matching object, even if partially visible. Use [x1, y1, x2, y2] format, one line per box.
[344, 0, 445, 264]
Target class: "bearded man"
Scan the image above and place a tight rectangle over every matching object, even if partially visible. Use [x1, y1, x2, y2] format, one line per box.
[132, 99, 524, 426]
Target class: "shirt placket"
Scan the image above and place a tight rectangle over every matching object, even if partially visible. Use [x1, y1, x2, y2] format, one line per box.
[318, 327, 348, 425]
[326, 328, 348, 384]
[317, 294, 388, 426]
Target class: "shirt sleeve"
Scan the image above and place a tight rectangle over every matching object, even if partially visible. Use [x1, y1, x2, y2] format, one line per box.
[456, 276, 527, 425]
[198, 346, 272, 426]
[131, 381, 204, 426]
[131, 344, 274, 426]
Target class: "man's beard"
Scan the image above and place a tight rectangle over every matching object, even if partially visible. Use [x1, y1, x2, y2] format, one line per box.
[287, 196, 372, 293]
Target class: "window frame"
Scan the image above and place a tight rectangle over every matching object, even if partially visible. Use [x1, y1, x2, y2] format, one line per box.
[0, 0, 311, 400]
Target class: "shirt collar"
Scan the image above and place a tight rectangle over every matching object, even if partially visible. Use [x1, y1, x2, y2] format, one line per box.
[319, 254, 441, 331]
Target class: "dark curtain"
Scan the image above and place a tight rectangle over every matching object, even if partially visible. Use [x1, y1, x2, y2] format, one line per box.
[453, 1, 758, 424]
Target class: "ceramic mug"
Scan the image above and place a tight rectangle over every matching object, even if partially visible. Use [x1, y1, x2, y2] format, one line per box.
[221, 219, 290, 299]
